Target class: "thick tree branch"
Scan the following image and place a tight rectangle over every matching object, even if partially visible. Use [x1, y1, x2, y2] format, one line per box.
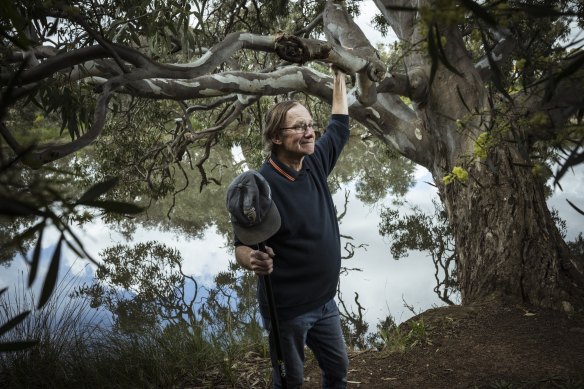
[0, 122, 24, 154]
[350, 93, 434, 167]
[294, 12, 324, 37]
[7, 46, 58, 63]
[377, 69, 428, 101]
[373, 0, 419, 41]
[118, 64, 430, 165]
[323, 0, 386, 106]
[14, 60, 428, 169]
[274, 33, 375, 79]
[20, 82, 116, 168]
[2, 33, 275, 87]
[373, 0, 430, 106]
[0, 1, 476, 172]
[113, 67, 340, 100]
[5, 30, 386, 109]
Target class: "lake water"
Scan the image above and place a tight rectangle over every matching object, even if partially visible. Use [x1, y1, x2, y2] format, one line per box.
[1, 142, 583, 336]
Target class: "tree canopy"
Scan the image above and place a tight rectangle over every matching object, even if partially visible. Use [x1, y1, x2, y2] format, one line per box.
[2, 0, 583, 179]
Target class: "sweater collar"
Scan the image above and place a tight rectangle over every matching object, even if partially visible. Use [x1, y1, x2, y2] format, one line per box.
[268, 153, 308, 182]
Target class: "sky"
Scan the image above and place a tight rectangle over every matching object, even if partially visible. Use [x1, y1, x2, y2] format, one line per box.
[356, 1, 397, 46]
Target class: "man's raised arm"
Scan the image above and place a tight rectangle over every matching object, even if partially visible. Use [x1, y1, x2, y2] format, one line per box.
[331, 69, 348, 115]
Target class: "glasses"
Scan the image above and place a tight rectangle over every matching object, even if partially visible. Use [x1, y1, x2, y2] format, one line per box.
[280, 122, 319, 134]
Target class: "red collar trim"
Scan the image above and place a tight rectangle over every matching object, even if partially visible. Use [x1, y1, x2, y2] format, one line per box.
[269, 158, 295, 182]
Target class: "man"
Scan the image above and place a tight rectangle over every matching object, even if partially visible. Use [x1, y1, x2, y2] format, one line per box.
[234, 68, 349, 388]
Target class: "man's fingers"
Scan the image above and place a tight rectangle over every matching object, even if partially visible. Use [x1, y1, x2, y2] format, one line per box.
[254, 247, 275, 259]
[249, 247, 274, 275]
[251, 250, 272, 265]
[251, 259, 273, 276]
[252, 250, 269, 261]
[264, 246, 275, 257]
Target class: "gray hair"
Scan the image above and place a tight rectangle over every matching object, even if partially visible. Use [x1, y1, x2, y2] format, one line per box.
[262, 100, 301, 155]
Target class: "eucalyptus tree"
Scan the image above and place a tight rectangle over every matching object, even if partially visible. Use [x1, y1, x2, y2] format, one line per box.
[2, 0, 584, 314]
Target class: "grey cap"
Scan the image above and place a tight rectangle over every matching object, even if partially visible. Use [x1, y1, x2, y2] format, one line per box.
[226, 170, 281, 245]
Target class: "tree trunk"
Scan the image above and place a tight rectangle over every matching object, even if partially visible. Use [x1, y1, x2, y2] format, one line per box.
[437, 145, 584, 311]
[393, 18, 584, 311]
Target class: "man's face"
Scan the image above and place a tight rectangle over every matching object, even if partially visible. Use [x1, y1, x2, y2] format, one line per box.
[273, 104, 315, 158]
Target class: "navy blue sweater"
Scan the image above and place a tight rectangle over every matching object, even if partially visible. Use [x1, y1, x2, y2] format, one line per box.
[252, 114, 350, 320]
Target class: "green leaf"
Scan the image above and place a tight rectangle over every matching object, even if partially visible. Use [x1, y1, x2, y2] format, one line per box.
[427, 25, 439, 88]
[0, 311, 31, 336]
[566, 199, 584, 217]
[553, 52, 584, 90]
[47, 19, 59, 37]
[131, 31, 142, 47]
[0, 197, 44, 217]
[0, 222, 45, 253]
[554, 144, 584, 184]
[37, 237, 63, 309]
[60, 109, 68, 137]
[68, 112, 79, 140]
[0, 341, 39, 352]
[63, 238, 86, 260]
[76, 178, 120, 204]
[29, 227, 44, 287]
[61, 225, 96, 264]
[480, 29, 511, 102]
[80, 200, 144, 215]
[459, 0, 497, 26]
[0, 2, 30, 48]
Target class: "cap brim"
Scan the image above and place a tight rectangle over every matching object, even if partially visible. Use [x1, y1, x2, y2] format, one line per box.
[233, 202, 281, 246]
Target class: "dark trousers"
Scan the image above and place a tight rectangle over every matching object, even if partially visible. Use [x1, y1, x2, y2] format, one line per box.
[263, 298, 349, 388]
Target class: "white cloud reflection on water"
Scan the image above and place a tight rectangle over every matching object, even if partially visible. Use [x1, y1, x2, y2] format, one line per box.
[334, 166, 446, 328]
[334, 164, 584, 328]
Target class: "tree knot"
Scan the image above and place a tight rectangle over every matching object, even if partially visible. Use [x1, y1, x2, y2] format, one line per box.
[275, 34, 331, 64]
[366, 61, 386, 83]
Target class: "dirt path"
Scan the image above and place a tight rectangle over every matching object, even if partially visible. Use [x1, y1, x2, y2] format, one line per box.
[304, 302, 584, 388]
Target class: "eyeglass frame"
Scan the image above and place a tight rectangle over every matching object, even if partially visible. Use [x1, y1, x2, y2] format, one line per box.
[280, 122, 319, 134]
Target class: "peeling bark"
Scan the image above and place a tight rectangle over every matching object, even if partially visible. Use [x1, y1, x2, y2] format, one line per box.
[439, 145, 584, 310]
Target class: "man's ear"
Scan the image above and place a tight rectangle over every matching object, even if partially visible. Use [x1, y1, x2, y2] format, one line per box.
[271, 135, 282, 145]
